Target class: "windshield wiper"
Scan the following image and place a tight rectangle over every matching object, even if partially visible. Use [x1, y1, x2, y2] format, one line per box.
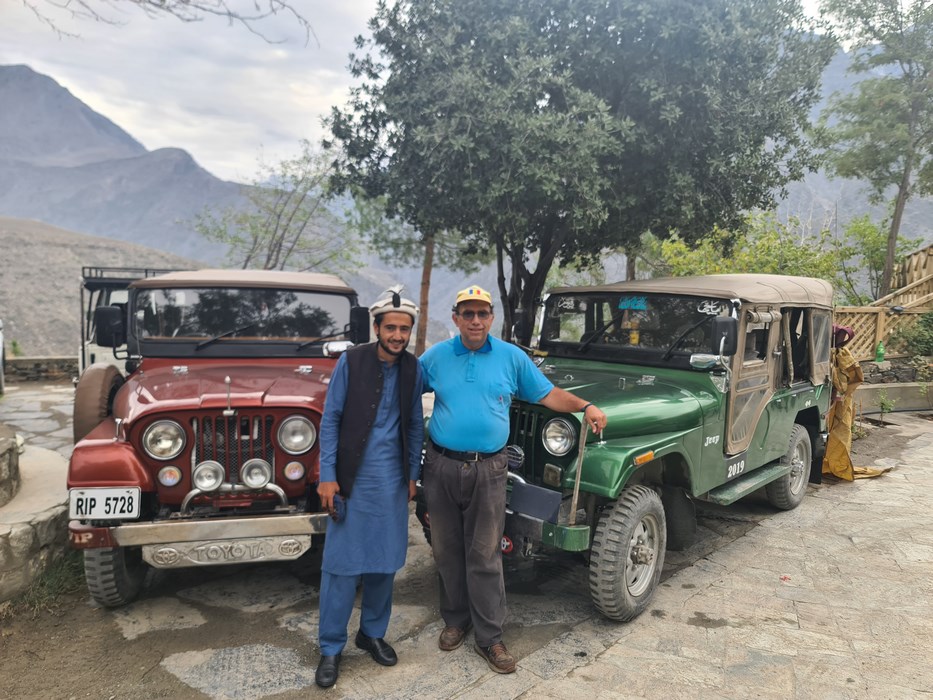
[295, 328, 345, 351]
[661, 316, 711, 361]
[577, 312, 626, 352]
[195, 323, 257, 350]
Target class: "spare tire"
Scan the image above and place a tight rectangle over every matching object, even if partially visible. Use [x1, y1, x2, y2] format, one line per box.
[73, 363, 125, 443]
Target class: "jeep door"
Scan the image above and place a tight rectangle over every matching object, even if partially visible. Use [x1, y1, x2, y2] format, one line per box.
[725, 307, 780, 458]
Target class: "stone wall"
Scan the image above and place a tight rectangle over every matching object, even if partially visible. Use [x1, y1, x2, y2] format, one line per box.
[3, 356, 79, 383]
[860, 356, 933, 384]
[0, 424, 20, 509]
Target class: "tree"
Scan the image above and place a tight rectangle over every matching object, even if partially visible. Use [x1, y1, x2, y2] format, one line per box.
[24, 0, 312, 42]
[343, 193, 490, 354]
[818, 0, 933, 296]
[195, 141, 360, 272]
[651, 213, 842, 282]
[327, 0, 835, 345]
[832, 214, 911, 304]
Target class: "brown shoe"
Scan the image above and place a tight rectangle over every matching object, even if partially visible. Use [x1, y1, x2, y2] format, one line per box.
[474, 642, 516, 674]
[438, 624, 471, 651]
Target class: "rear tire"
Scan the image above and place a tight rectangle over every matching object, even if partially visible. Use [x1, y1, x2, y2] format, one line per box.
[589, 485, 666, 621]
[84, 547, 146, 607]
[766, 424, 811, 510]
[73, 363, 124, 443]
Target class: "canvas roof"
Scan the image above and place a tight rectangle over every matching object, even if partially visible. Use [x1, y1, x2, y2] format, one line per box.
[130, 269, 355, 295]
[550, 274, 834, 308]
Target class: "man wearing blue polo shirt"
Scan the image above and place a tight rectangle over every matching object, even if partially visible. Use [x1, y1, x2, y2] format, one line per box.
[420, 285, 607, 674]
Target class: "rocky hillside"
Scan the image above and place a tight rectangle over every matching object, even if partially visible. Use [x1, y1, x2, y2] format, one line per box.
[0, 216, 198, 356]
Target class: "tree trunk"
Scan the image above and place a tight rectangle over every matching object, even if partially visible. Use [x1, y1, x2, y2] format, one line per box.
[625, 247, 637, 281]
[882, 157, 913, 297]
[415, 233, 435, 355]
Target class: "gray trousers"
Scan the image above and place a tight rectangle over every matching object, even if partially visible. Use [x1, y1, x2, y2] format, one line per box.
[422, 444, 508, 647]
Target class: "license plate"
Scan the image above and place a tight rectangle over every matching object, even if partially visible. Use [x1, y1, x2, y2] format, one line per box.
[69, 488, 141, 520]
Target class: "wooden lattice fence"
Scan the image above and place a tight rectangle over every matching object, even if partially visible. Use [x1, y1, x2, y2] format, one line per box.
[833, 306, 928, 360]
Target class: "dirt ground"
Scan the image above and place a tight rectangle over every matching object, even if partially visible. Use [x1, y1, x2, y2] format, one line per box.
[0, 418, 909, 700]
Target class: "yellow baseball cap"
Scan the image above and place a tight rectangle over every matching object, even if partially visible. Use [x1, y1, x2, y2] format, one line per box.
[454, 285, 493, 305]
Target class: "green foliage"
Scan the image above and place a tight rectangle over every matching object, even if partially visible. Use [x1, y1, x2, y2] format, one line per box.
[891, 312, 933, 357]
[652, 212, 841, 281]
[10, 339, 23, 357]
[195, 141, 360, 273]
[327, 0, 835, 343]
[832, 215, 912, 304]
[345, 191, 488, 275]
[877, 389, 896, 425]
[818, 0, 933, 294]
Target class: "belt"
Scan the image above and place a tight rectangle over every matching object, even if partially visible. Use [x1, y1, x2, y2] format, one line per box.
[431, 440, 502, 463]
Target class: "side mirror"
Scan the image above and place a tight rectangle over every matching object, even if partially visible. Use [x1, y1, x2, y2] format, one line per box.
[348, 306, 370, 344]
[711, 316, 738, 357]
[94, 305, 126, 348]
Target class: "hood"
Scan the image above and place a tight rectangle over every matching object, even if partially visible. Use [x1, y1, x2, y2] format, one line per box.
[114, 360, 333, 425]
[538, 359, 719, 436]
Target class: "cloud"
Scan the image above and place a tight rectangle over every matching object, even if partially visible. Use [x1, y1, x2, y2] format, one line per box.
[0, 0, 378, 182]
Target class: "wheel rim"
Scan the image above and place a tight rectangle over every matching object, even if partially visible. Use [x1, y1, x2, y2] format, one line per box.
[789, 440, 810, 495]
[625, 513, 660, 597]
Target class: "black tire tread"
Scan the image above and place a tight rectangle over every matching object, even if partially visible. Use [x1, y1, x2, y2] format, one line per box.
[765, 424, 811, 510]
[84, 547, 145, 607]
[589, 485, 666, 622]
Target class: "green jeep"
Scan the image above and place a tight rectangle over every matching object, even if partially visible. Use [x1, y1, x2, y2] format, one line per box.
[419, 274, 833, 622]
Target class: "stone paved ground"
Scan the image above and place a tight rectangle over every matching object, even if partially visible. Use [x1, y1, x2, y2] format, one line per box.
[0, 382, 931, 698]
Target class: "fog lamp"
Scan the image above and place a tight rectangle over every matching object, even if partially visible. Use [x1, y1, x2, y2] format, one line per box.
[193, 461, 224, 492]
[241, 458, 273, 489]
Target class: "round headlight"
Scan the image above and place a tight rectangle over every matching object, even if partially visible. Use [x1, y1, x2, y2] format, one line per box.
[158, 466, 183, 487]
[193, 461, 224, 491]
[241, 459, 273, 489]
[284, 461, 306, 481]
[143, 420, 186, 460]
[542, 418, 576, 456]
[278, 416, 316, 455]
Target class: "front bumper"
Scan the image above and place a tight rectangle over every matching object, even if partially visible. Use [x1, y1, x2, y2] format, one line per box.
[69, 513, 331, 569]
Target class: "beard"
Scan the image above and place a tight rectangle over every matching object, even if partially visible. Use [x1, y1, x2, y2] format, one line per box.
[378, 336, 408, 357]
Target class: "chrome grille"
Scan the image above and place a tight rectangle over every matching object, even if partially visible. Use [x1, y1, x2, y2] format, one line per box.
[509, 403, 542, 482]
[192, 414, 275, 484]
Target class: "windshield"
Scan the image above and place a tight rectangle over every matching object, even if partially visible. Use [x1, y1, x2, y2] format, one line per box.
[540, 291, 732, 364]
[132, 287, 352, 344]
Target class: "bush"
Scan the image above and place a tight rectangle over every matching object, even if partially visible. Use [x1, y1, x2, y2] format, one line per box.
[892, 312, 933, 356]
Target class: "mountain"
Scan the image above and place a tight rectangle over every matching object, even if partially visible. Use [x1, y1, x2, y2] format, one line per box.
[0, 216, 198, 356]
[0, 64, 240, 261]
[1, 57, 931, 359]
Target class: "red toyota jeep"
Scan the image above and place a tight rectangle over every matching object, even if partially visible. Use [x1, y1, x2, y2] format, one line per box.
[67, 269, 370, 606]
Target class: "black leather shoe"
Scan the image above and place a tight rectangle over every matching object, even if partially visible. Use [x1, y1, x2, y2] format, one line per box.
[315, 654, 341, 688]
[354, 630, 398, 666]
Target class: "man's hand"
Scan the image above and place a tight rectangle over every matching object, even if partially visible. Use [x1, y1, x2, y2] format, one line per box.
[583, 404, 608, 434]
[408, 480, 417, 502]
[317, 481, 340, 513]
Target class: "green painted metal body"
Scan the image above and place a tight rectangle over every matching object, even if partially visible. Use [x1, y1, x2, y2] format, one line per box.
[503, 276, 834, 554]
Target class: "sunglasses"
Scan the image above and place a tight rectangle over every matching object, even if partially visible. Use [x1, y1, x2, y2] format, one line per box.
[457, 310, 492, 321]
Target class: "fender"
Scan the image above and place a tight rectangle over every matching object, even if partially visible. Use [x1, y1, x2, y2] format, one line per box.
[68, 437, 153, 489]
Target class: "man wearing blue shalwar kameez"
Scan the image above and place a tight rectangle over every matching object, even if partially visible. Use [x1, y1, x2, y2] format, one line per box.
[314, 291, 424, 689]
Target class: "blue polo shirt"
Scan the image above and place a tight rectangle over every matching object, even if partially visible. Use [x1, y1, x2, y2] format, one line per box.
[421, 335, 553, 453]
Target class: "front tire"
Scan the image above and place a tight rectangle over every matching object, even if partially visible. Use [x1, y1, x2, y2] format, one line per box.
[589, 485, 666, 622]
[765, 424, 811, 510]
[84, 547, 146, 607]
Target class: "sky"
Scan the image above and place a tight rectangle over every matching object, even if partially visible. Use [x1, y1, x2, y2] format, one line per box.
[1, 0, 380, 183]
[2, 1, 825, 185]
